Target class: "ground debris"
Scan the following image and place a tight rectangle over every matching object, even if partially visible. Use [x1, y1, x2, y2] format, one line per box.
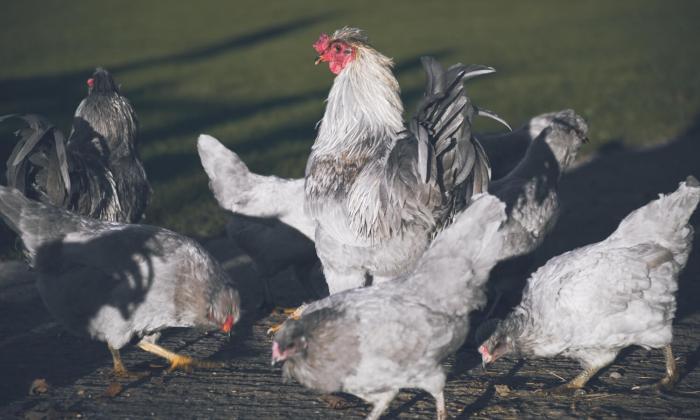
[104, 382, 123, 398]
[494, 384, 511, 397]
[28, 379, 49, 396]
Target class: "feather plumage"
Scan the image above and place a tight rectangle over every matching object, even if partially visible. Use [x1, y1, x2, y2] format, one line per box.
[304, 28, 505, 293]
[3, 68, 150, 224]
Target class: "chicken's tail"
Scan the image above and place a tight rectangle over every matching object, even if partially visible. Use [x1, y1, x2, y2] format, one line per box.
[197, 134, 315, 239]
[2, 114, 72, 206]
[411, 57, 507, 231]
[611, 176, 700, 257]
[197, 134, 253, 211]
[0, 185, 81, 256]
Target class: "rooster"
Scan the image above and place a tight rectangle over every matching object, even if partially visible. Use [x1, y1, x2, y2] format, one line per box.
[305, 27, 508, 294]
[3, 67, 150, 223]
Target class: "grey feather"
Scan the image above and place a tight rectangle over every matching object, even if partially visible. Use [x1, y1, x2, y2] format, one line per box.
[476, 106, 512, 131]
[274, 194, 507, 419]
[482, 110, 587, 318]
[303, 43, 504, 295]
[480, 179, 700, 387]
[3, 68, 150, 224]
[0, 185, 240, 351]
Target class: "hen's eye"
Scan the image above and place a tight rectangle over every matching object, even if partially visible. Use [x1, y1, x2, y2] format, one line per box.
[334, 44, 342, 52]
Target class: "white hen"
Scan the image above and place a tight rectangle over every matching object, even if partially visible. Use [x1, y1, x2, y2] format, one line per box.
[480, 177, 700, 393]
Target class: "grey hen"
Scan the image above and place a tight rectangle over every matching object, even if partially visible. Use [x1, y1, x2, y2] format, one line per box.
[3, 67, 150, 223]
[0, 186, 240, 376]
[483, 110, 588, 317]
[305, 28, 509, 294]
[272, 193, 507, 420]
[480, 177, 700, 393]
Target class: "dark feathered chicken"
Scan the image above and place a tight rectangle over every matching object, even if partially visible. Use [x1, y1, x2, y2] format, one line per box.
[482, 110, 588, 318]
[0, 186, 239, 376]
[3, 67, 150, 223]
[305, 27, 509, 294]
[272, 194, 507, 420]
[480, 177, 700, 393]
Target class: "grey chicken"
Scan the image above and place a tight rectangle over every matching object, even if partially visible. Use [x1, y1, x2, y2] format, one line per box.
[272, 193, 507, 420]
[0, 185, 240, 376]
[305, 27, 508, 294]
[3, 67, 150, 223]
[480, 177, 700, 393]
[484, 110, 588, 317]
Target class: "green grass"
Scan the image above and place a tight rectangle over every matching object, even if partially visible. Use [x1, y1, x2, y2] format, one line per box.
[1, 0, 699, 240]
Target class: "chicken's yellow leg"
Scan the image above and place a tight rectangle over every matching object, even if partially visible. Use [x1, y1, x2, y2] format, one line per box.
[137, 341, 220, 372]
[267, 305, 306, 335]
[108, 344, 147, 378]
[550, 365, 602, 394]
[659, 344, 679, 390]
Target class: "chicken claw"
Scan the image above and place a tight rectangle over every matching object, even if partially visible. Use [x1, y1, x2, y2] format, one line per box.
[632, 345, 679, 393]
[267, 305, 307, 335]
[108, 345, 149, 379]
[137, 341, 221, 373]
[547, 366, 601, 396]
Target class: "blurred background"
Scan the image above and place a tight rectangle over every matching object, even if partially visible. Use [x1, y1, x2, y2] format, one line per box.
[1, 0, 699, 248]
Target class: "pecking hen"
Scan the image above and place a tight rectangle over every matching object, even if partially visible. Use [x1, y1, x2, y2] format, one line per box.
[479, 177, 700, 393]
[272, 193, 507, 420]
[305, 27, 508, 294]
[3, 67, 150, 223]
[0, 185, 240, 376]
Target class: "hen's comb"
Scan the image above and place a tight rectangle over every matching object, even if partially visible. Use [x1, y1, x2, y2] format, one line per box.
[313, 33, 330, 54]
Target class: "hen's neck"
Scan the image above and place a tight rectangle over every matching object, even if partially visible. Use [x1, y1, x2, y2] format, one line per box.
[500, 306, 538, 353]
[312, 48, 404, 158]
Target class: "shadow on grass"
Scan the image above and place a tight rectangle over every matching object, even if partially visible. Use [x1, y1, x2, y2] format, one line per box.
[0, 14, 333, 117]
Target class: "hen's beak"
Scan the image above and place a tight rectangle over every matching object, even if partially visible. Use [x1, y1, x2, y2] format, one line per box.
[221, 314, 234, 336]
[315, 56, 323, 65]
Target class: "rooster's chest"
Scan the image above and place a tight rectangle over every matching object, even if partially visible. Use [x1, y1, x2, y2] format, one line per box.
[305, 156, 367, 201]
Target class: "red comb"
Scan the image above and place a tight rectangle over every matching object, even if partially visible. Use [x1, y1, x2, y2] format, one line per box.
[87, 78, 94, 88]
[313, 33, 330, 54]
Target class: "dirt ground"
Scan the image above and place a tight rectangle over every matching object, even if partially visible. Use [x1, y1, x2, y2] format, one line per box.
[1, 121, 700, 419]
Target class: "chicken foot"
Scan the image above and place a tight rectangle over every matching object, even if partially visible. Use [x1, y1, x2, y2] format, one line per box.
[633, 344, 679, 392]
[658, 345, 680, 391]
[137, 341, 221, 372]
[267, 305, 306, 335]
[549, 365, 602, 395]
[108, 344, 148, 379]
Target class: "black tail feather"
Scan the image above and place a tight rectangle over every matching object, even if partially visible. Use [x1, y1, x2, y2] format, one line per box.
[4, 114, 72, 206]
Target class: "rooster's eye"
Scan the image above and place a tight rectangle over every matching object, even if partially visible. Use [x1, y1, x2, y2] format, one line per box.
[334, 44, 342, 52]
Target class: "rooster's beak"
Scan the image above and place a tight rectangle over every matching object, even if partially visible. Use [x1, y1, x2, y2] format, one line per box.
[315, 56, 323, 65]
